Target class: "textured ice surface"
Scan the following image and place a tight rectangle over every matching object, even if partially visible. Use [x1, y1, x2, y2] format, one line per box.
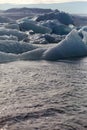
[0, 28, 27, 41]
[40, 19, 71, 35]
[0, 43, 56, 63]
[0, 16, 15, 23]
[5, 23, 20, 30]
[36, 11, 74, 25]
[80, 26, 87, 32]
[20, 48, 46, 60]
[0, 35, 18, 41]
[0, 51, 18, 63]
[0, 29, 87, 63]
[0, 40, 38, 54]
[0, 14, 87, 63]
[19, 20, 52, 34]
[43, 30, 87, 60]
[80, 31, 87, 44]
[27, 33, 65, 44]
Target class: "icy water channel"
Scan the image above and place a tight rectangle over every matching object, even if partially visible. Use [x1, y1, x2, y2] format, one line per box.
[0, 59, 87, 130]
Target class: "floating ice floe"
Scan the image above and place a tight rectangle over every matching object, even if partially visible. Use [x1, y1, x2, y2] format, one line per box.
[79, 26, 87, 32]
[20, 48, 46, 60]
[35, 11, 74, 25]
[0, 51, 18, 63]
[78, 26, 87, 44]
[43, 29, 87, 60]
[27, 33, 65, 44]
[0, 35, 18, 41]
[0, 16, 15, 23]
[80, 31, 87, 44]
[5, 23, 20, 30]
[0, 28, 28, 41]
[0, 40, 38, 54]
[39, 19, 71, 35]
[18, 20, 52, 34]
[0, 28, 87, 63]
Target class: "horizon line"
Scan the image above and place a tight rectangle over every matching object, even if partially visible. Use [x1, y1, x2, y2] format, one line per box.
[0, 1, 87, 5]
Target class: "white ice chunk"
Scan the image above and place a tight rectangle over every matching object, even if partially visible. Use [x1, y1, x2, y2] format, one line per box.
[0, 28, 27, 41]
[0, 35, 18, 41]
[0, 40, 38, 54]
[0, 51, 18, 63]
[5, 23, 20, 30]
[43, 29, 87, 60]
[20, 48, 46, 60]
[19, 21, 52, 34]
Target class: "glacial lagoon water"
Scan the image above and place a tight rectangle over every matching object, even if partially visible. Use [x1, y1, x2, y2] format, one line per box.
[0, 59, 87, 130]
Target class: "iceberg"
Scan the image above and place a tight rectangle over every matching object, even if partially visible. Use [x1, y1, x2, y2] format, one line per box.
[43, 30, 87, 60]
[1, 29, 87, 63]
[43, 34, 65, 43]
[5, 23, 20, 30]
[0, 35, 18, 41]
[36, 11, 74, 25]
[82, 31, 87, 44]
[78, 30, 87, 44]
[0, 51, 18, 63]
[40, 20, 71, 35]
[19, 21, 52, 34]
[79, 26, 87, 32]
[20, 48, 46, 60]
[0, 40, 38, 54]
[0, 16, 15, 23]
[51, 24, 71, 35]
[28, 33, 65, 44]
[0, 28, 28, 41]
[26, 33, 48, 44]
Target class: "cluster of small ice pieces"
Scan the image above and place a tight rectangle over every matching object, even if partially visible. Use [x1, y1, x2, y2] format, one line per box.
[0, 12, 87, 63]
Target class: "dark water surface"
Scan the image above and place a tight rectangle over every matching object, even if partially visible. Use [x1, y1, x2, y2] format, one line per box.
[0, 58, 87, 130]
